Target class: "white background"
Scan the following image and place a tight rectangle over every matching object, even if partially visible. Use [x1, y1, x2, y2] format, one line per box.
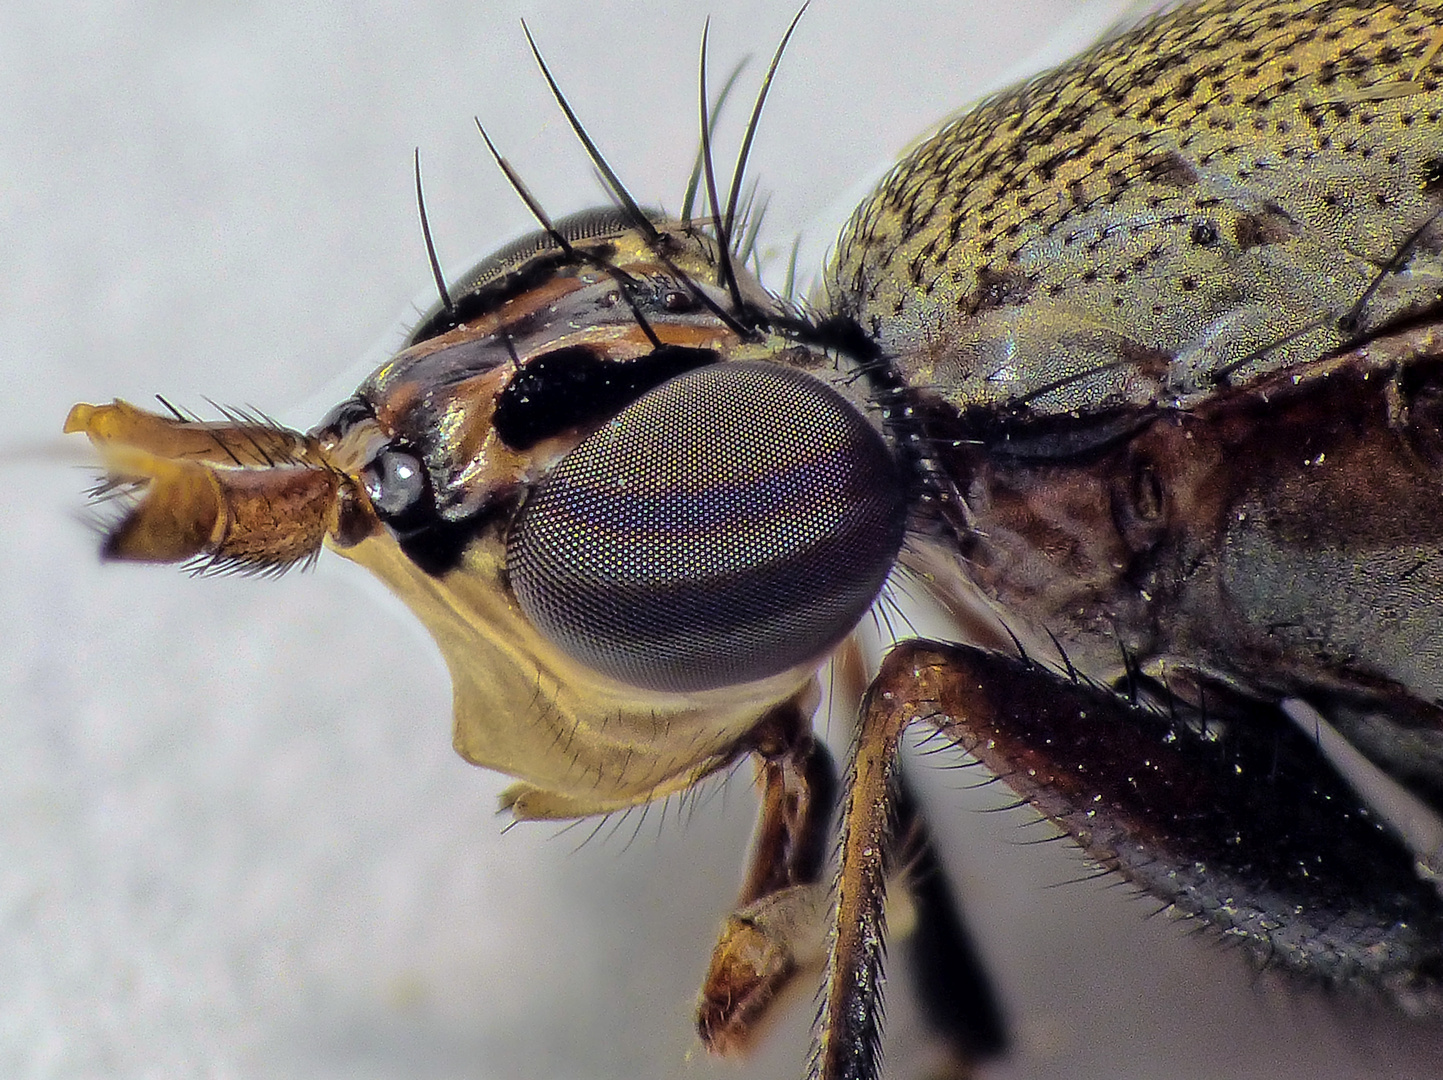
[4, 1, 1443, 1078]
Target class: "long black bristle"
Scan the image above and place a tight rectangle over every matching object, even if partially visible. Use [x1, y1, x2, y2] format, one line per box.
[522, 20, 661, 245]
[698, 19, 745, 311]
[682, 56, 751, 226]
[413, 149, 456, 323]
[722, 3, 808, 253]
[474, 119, 575, 260]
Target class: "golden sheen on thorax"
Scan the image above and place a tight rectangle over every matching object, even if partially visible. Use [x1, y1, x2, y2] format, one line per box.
[832, 0, 1443, 413]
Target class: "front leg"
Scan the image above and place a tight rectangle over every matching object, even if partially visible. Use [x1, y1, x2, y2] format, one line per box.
[813, 639, 1443, 1080]
[812, 643, 926, 1080]
[699, 646, 1006, 1074]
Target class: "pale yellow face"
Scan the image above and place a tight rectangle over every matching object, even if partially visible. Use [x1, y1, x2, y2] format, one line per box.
[332, 525, 823, 819]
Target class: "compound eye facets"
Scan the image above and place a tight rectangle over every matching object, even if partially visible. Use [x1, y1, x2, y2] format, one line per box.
[507, 361, 907, 693]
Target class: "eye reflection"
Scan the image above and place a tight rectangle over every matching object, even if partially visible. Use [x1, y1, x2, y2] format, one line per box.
[363, 448, 427, 517]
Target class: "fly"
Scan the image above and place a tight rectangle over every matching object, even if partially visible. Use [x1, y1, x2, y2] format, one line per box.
[59, 3, 1443, 1079]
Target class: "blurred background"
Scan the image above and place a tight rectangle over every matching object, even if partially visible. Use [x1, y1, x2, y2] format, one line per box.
[4, 1, 1443, 1077]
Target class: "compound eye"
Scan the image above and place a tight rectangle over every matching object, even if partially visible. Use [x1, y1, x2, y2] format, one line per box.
[362, 447, 427, 518]
[506, 361, 906, 693]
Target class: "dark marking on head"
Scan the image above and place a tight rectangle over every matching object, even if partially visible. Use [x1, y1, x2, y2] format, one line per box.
[406, 206, 651, 347]
[312, 395, 375, 440]
[492, 345, 719, 451]
[397, 509, 498, 577]
[408, 250, 577, 346]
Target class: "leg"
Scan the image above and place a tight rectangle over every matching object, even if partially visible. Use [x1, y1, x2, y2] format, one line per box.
[892, 767, 1007, 1073]
[812, 639, 1443, 1080]
[701, 640, 1008, 1074]
[827, 638, 1008, 1074]
[697, 698, 837, 1055]
[811, 642, 923, 1080]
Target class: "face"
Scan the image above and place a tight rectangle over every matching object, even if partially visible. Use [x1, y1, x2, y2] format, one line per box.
[11, 2, 1443, 1079]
